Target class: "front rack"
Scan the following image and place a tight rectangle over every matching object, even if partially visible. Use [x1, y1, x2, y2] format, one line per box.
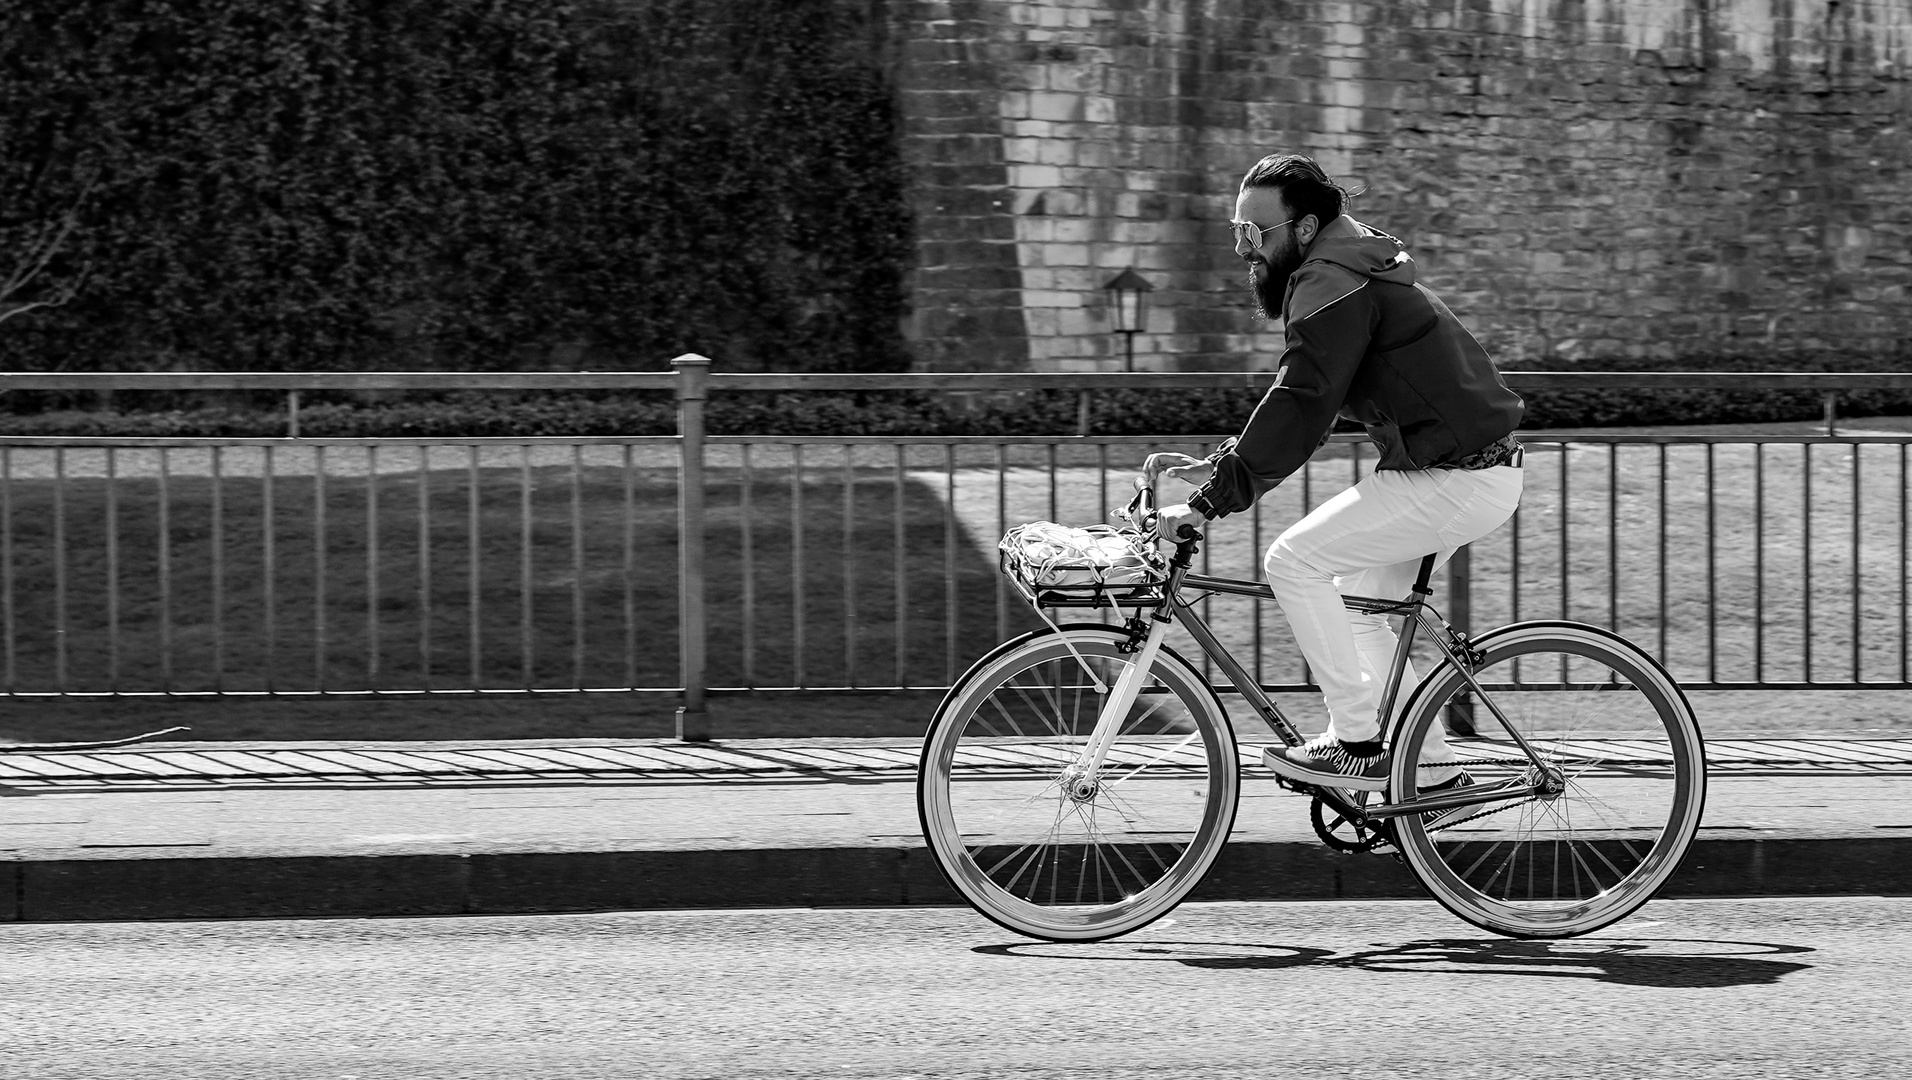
[1001, 553, 1167, 609]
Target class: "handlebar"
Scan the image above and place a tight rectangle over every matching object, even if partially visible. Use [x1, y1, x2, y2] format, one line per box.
[1120, 473, 1203, 545]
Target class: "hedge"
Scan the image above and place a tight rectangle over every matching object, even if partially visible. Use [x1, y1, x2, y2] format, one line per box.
[0, 0, 911, 375]
[2, 352, 1907, 438]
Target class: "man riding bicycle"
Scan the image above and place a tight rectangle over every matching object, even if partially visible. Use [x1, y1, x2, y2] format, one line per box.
[1153, 153, 1526, 794]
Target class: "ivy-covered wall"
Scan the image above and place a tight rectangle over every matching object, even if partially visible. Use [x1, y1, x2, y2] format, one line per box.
[0, 0, 913, 373]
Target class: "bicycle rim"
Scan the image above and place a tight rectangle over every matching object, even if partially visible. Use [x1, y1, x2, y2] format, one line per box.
[917, 626, 1238, 942]
[1391, 622, 1705, 938]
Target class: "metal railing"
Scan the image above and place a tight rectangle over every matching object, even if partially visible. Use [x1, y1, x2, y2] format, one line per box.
[1, 362, 1908, 741]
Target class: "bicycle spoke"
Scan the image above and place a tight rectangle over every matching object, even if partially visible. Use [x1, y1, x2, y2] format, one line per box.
[983, 841, 1041, 881]
[1074, 841, 1091, 905]
[1104, 731, 1201, 789]
[1117, 685, 1176, 736]
[1104, 841, 1150, 897]
[1002, 676, 1070, 738]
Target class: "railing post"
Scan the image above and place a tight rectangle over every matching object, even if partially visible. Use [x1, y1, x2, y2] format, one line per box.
[1444, 543, 1477, 737]
[673, 353, 712, 742]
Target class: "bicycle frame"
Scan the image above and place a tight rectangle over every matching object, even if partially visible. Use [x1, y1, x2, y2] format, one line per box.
[1068, 539, 1551, 827]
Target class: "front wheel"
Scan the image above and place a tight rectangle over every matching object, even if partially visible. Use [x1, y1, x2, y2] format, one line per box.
[918, 624, 1238, 941]
[1390, 622, 1706, 938]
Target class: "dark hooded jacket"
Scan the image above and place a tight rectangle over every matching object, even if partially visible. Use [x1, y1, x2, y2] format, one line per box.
[1188, 219, 1524, 520]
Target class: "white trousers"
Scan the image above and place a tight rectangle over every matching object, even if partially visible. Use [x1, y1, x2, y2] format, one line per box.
[1263, 465, 1524, 756]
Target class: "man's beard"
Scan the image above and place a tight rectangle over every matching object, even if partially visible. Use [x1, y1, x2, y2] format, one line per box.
[1246, 234, 1305, 319]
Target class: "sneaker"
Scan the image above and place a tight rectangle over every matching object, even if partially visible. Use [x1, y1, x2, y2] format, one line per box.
[1419, 770, 1477, 832]
[1419, 769, 1473, 794]
[1261, 734, 1388, 791]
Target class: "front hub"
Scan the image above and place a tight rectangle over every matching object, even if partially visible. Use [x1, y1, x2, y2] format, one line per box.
[1062, 770, 1101, 803]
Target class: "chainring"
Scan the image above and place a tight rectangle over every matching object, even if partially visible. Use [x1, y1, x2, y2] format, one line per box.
[1309, 794, 1389, 853]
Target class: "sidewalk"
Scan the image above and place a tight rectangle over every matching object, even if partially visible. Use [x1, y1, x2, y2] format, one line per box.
[2, 737, 1910, 922]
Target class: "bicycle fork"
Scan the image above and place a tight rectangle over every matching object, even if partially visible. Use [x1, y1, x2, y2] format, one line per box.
[1062, 611, 1174, 800]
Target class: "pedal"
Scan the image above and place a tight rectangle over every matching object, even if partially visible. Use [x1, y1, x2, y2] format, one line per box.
[1272, 774, 1316, 796]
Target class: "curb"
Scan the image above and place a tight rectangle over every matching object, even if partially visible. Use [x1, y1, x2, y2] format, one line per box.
[7, 836, 1910, 922]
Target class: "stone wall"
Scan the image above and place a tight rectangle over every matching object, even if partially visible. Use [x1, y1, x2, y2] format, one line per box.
[890, 0, 1912, 371]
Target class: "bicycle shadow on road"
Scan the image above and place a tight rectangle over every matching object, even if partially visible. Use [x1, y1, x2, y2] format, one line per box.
[973, 937, 1814, 988]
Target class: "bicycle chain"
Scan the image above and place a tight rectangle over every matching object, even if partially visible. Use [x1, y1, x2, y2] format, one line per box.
[1417, 787, 1546, 835]
[1308, 756, 1555, 853]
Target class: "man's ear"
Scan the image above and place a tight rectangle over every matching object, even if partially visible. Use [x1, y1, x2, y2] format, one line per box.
[1296, 214, 1319, 245]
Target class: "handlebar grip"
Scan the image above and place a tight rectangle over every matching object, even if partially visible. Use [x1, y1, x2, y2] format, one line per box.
[1174, 522, 1203, 542]
[1126, 476, 1156, 519]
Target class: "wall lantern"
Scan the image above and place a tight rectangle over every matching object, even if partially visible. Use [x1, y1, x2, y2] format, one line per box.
[1103, 267, 1153, 371]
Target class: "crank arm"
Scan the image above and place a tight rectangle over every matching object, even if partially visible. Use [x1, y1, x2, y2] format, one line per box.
[1305, 785, 1372, 825]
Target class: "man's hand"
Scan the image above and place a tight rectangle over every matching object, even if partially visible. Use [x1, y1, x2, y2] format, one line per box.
[1143, 452, 1214, 489]
[1156, 502, 1208, 543]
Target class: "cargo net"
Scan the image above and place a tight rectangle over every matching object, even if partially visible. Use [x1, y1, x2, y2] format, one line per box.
[998, 521, 1168, 609]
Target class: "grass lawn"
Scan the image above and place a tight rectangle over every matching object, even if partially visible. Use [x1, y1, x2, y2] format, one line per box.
[0, 460, 1019, 742]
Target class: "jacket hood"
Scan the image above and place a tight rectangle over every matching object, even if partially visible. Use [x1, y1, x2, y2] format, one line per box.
[1304, 221, 1416, 287]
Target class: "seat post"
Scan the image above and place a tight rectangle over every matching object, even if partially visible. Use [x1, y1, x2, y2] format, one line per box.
[1410, 552, 1439, 597]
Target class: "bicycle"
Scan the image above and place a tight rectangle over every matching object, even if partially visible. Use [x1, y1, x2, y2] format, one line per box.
[917, 468, 1706, 942]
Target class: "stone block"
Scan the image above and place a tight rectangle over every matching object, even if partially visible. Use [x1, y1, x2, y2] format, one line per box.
[1047, 267, 1107, 292]
[1024, 336, 1081, 361]
[1042, 190, 1088, 216]
[1004, 2, 1042, 27]
[1110, 220, 1170, 245]
[1030, 91, 1082, 121]
[1036, 243, 1092, 267]
[1052, 218, 1098, 243]
[1008, 164, 1065, 189]
[1021, 307, 1061, 336]
[1036, 139, 1078, 166]
[1001, 137, 1042, 163]
[1056, 308, 1100, 336]
[1023, 288, 1086, 308]
[1046, 63, 1107, 94]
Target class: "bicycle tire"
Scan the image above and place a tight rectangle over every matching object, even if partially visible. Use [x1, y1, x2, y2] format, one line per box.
[917, 624, 1238, 942]
[1389, 621, 1705, 938]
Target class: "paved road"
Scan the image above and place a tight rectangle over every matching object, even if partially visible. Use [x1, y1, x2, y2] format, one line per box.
[2, 897, 1902, 1078]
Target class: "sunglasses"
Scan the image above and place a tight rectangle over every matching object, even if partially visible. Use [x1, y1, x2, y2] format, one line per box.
[1229, 217, 1295, 251]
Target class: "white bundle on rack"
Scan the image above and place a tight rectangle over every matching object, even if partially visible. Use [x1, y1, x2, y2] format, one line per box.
[998, 521, 1166, 590]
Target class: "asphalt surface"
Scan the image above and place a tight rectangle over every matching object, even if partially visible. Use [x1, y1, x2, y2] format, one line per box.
[0, 898, 1900, 1078]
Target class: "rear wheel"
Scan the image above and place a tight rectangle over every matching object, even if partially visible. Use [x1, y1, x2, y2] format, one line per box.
[917, 625, 1238, 941]
[1390, 622, 1705, 938]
